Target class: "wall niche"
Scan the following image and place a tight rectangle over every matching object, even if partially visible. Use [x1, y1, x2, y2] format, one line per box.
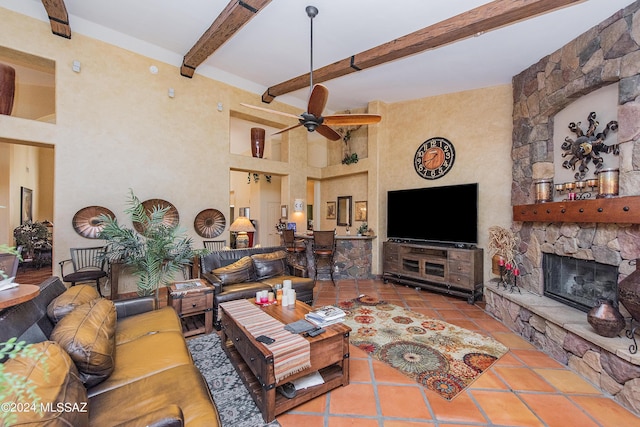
[0, 45, 55, 122]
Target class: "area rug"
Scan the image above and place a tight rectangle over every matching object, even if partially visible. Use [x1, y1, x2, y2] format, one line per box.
[338, 295, 508, 400]
[187, 333, 280, 427]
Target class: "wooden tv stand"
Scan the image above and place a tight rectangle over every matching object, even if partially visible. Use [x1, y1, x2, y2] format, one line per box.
[382, 241, 483, 303]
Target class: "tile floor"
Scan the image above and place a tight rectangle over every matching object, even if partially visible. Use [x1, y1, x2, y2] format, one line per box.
[276, 279, 640, 427]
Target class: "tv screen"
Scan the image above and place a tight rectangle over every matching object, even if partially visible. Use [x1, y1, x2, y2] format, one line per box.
[387, 183, 478, 246]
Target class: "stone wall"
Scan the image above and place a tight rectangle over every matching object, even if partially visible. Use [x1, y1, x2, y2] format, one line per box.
[510, 1, 640, 294]
[484, 1, 640, 416]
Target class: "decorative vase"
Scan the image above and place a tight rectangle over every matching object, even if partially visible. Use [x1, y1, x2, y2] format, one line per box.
[587, 299, 626, 338]
[618, 263, 640, 322]
[0, 63, 16, 116]
[250, 127, 265, 158]
[491, 254, 505, 276]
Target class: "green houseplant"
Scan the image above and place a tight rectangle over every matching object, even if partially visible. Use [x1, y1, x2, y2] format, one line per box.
[98, 190, 200, 297]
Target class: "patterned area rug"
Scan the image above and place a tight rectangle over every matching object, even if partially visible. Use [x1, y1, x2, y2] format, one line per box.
[187, 333, 281, 427]
[338, 295, 509, 400]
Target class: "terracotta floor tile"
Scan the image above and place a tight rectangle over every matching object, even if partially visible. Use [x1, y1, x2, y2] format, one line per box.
[427, 391, 487, 424]
[468, 370, 509, 390]
[472, 317, 511, 332]
[328, 416, 380, 427]
[519, 393, 600, 427]
[377, 384, 432, 419]
[535, 368, 601, 394]
[494, 352, 525, 367]
[436, 309, 469, 321]
[277, 413, 326, 427]
[349, 358, 372, 383]
[329, 383, 378, 416]
[510, 349, 564, 368]
[570, 395, 640, 427]
[490, 331, 536, 349]
[383, 420, 434, 426]
[371, 359, 415, 384]
[493, 366, 556, 392]
[470, 390, 544, 427]
[292, 393, 327, 413]
[349, 344, 370, 359]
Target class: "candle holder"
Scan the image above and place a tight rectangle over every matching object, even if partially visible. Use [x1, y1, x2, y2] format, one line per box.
[498, 262, 521, 293]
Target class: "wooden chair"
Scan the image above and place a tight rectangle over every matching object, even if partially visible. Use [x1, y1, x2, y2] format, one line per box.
[59, 246, 108, 297]
[203, 240, 226, 251]
[282, 229, 306, 267]
[312, 230, 336, 285]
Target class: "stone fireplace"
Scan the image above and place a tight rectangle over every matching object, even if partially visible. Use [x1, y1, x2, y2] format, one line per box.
[543, 253, 618, 312]
[485, 1, 640, 415]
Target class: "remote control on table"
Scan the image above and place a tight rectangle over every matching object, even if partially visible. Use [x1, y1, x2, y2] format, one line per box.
[307, 328, 325, 337]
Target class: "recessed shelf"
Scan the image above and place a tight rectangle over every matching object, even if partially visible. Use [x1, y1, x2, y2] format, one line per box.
[513, 196, 640, 223]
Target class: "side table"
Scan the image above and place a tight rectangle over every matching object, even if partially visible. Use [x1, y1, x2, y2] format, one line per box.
[167, 279, 214, 337]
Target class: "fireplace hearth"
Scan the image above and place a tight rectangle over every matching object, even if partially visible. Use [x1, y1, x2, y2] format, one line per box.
[543, 253, 618, 313]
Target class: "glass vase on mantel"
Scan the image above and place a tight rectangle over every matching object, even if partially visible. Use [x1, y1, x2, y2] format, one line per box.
[250, 127, 265, 158]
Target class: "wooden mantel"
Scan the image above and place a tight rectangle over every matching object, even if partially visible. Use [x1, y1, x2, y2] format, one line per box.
[513, 196, 640, 224]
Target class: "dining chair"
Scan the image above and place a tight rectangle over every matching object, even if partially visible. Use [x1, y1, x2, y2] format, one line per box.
[0, 252, 19, 279]
[312, 230, 336, 285]
[59, 246, 108, 297]
[282, 229, 306, 267]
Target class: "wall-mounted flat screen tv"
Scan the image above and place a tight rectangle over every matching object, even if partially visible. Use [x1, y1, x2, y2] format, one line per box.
[387, 183, 478, 246]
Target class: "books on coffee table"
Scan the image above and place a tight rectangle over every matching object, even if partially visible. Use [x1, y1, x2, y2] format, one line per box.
[305, 305, 345, 327]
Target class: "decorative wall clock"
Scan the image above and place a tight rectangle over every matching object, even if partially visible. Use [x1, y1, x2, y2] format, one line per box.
[414, 137, 455, 180]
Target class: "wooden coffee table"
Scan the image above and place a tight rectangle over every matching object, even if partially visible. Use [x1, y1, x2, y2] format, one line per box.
[219, 300, 351, 422]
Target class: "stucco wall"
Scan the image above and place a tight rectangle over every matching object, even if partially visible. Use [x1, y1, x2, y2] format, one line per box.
[0, 7, 515, 287]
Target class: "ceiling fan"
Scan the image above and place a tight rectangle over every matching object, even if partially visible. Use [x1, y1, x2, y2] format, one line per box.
[240, 5, 381, 141]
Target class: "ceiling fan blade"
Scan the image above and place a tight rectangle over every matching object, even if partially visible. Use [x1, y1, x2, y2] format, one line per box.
[272, 123, 303, 136]
[307, 84, 329, 117]
[315, 124, 342, 141]
[323, 114, 382, 126]
[240, 103, 301, 120]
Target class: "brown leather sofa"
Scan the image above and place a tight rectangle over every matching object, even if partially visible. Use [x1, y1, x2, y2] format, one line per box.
[199, 246, 315, 328]
[0, 277, 220, 426]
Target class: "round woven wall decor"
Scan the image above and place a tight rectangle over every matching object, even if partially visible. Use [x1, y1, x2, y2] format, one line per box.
[72, 206, 115, 239]
[194, 209, 226, 238]
[133, 199, 179, 233]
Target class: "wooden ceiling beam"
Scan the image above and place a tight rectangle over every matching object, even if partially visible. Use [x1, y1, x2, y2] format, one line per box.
[181, 0, 272, 78]
[41, 0, 71, 39]
[261, 0, 583, 103]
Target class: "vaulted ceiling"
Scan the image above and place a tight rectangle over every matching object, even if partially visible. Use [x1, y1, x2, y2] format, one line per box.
[4, 0, 635, 111]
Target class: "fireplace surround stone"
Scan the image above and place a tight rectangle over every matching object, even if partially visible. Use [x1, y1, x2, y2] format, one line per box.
[484, 1, 640, 415]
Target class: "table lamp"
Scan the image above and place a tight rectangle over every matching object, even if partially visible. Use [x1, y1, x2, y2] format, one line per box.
[229, 216, 256, 248]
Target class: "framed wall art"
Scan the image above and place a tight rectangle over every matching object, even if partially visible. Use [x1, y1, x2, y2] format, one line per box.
[20, 187, 33, 224]
[326, 201, 336, 220]
[355, 201, 367, 221]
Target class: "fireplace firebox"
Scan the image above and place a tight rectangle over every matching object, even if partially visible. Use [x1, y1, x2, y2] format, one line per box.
[543, 253, 618, 313]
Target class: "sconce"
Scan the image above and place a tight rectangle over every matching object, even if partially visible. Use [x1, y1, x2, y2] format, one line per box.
[294, 199, 304, 213]
[281, 205, 288, 218]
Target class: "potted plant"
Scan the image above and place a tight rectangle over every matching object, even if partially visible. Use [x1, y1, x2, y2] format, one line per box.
[13, 221, 51, 259]
[357, 222, 368, 236]
[487, 226, 518, 275]
[98, 190, 200, 298]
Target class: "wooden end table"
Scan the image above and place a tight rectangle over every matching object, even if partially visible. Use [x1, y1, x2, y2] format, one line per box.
[167, 279, 213, 337]
[219, 300, 351, 422]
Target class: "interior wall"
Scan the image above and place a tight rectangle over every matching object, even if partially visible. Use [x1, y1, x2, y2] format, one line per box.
[1, 7, 515, 285]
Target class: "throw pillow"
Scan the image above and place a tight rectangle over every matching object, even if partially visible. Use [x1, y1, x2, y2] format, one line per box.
[211, 256, 255, 285]
[2, 341, 89, 426]
[251, 250, 287, 280]
[51, 298, 117, 387]
[47, 284, 101, 323]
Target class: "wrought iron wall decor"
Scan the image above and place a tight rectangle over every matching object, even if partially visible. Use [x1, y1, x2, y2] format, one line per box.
[561, 111, 618, 181]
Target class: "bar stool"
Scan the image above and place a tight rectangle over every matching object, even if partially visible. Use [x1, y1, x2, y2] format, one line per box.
[312, 230, 336, 286]
[282, 229, 306, 267]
